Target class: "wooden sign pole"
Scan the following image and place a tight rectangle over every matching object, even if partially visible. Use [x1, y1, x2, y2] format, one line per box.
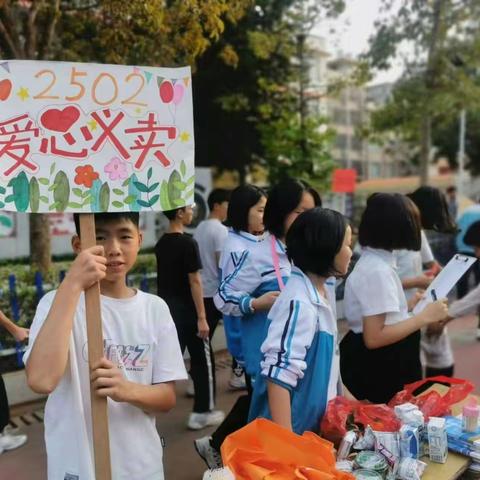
[79, 214, 112, 480]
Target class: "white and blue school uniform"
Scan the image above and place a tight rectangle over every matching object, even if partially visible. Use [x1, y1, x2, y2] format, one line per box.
[340, 247, 422, 404]
[248, 267, 340, 434]
[218, 229, 263, 364]
[214, 233, 291, 377]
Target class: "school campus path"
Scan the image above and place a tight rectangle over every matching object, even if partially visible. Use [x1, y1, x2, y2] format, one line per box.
[2, 314, 480, 480]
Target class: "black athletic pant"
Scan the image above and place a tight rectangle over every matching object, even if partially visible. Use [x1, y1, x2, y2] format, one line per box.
[211, 374, 253, 452]
[0, 374, 10, 432]
[426, 365, 454, 378]
[205, 297, 222, 399]
[167, 297, 216, 413]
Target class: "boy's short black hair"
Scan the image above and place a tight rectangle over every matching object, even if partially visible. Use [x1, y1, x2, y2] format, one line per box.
[464, 221, 480, 247]
[264, 178, 321, 238]
[359, 193, 421, 251]
[163, 207, 185, 221]
[208, 188, 231, 211]
[447, 186, 457, 194]
[226, 185, 266, 232]
[286, 207, 347, 277]
[408, 186, 457, 233]
[73, 212, 140, 236]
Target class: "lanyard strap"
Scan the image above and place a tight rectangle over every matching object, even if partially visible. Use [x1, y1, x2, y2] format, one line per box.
[270, 235, 285, 291]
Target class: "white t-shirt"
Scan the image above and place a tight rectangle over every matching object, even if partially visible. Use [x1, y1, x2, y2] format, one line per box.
[344, 247, 410, 334]
[395, 231, 435, 300]
[24, 289, 187, 480]
[194, 219, 228, 297]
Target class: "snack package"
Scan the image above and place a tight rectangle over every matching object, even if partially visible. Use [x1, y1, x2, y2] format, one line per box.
[338, 431, 358, 460]
[353, 469, 384, 480]
[336, 460, 354, 473]
[354, 426, 375, 451]
[399, 425, 420, 459]
[373, 431, 400, 480]
[355, 451, 389, 475]
[397, 458, 427, 480]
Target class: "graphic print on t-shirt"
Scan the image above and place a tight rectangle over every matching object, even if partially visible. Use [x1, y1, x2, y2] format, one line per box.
[82, 339, 151, 372]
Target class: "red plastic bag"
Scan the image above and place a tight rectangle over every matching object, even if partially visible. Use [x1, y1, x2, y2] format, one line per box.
[388, 376, 474, 419]
[320, 397, 400, 445]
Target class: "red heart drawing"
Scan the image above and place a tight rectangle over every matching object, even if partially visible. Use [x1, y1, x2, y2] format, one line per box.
[0, 79, 12, 101]
[40, 106, 80, 132]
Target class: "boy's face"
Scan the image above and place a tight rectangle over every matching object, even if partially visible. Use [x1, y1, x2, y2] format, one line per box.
[215, 201, 229, 222]
[179, 205, 194, 226]
[73, 219, 143, 283]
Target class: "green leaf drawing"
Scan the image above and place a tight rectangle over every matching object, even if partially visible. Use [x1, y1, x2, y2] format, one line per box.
[90, 179, 102, 212]
[68, 202, 82, 209]
[168, 170, 182, 202]
[122, 177, 130, 187]
[180, 160, 186, 178]
[0, 215, 12, 228]
[49, 202, 60, 211]
[12, 172, 30, 212]
[160, 180, 171, 210]
[185, 188, 195, 200]
[113, 188, 124, 196]
[53, 171, 70, 212]
[39, 196, 48, 204]
[128, 174, 141, 212]
[149, 194, 160, 207]
[173, 181, 186, 190]
[133, 181, 149, 193]
[5, 195, 14, 203]
[48, 184, 58, 192]
[29, 177, 40, 213]
[124, 195, 136, 205]
[112, 201, 123, 208]
[147, 167, 153, 180]
[82, 198, 92, 207]
[0, 202, 4, 209]
[186, 176, 195, 187]
[0, 186, 5, 195]
[38, 178, 49, 186]
[172, 198, 185, 207]
[99, 183, 110, 212]
[72, 188, 83, 198]
[137, 199, 150, 208]
[50, 162, 56, 176]
[148, 182, 159, 193]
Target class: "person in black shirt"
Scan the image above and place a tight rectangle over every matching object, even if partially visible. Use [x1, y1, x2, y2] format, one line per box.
[155, 205, 225, 430]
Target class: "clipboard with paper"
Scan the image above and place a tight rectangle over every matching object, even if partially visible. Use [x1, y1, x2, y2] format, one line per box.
[413, 254, 477, 315]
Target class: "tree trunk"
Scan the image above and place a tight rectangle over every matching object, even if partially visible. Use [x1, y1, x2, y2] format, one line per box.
[30, 214, 52, 275]
[420, 0, 447, 185]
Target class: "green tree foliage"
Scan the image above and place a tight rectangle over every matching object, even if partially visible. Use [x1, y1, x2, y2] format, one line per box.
[194, 0, 344, 184]
[365, 0, 480, 183]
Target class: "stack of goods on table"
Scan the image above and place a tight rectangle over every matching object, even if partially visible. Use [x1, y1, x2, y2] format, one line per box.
[321, 377, 476, 480]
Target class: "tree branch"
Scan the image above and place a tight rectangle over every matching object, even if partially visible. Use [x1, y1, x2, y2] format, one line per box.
[25, 0, 44, 58]
[0, 16, 20, 57]
[1, 1, 25, 58]
[38, 0, 60, 60]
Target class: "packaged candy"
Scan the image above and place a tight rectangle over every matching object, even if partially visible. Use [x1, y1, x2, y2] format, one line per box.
[354, 469, 384, 480]
[373, 431, 400, 480]
[338, 431, 357, 460]
[399, 425, 420, 459]
[355, 451, 389, 475]
[336, 460, 354, 473]
[355, 426, 375, 451]
[397, 458, 427, 480]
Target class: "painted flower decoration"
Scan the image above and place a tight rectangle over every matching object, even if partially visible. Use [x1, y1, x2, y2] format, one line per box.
[104, 157, 128, 181]
[74, 165, 100, 188]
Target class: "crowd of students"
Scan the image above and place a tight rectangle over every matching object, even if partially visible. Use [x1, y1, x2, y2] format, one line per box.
[1, 178, 480, 479]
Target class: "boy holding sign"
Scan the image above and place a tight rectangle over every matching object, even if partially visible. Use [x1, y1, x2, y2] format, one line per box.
[24, 212, 187, 480]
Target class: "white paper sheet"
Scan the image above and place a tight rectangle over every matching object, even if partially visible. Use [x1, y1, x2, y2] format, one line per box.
[412, 254, 477, 315]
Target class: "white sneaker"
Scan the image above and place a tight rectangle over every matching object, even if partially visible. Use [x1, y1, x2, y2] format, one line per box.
[202, 467, 235, 480]
[194, 436, 223, 469]
[188, 410, 225, 430]
[229, 372, 246, 390]
[0, 431, 27, 451]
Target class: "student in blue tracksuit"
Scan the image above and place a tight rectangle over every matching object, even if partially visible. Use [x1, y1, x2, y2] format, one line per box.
[219, 185, 267, 385]
[195, 184, 267, 468]
[214, 178, 321, 379]
[249, 208, 353, 434]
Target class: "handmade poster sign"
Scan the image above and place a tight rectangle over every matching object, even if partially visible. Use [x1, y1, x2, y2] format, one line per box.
[0, 60, 194, 213]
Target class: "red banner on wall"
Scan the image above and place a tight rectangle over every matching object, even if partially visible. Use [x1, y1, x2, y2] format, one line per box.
[332, 168, 357, 193]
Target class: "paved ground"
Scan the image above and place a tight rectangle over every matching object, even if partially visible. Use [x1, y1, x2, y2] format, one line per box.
[2, 314, 480, 480]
